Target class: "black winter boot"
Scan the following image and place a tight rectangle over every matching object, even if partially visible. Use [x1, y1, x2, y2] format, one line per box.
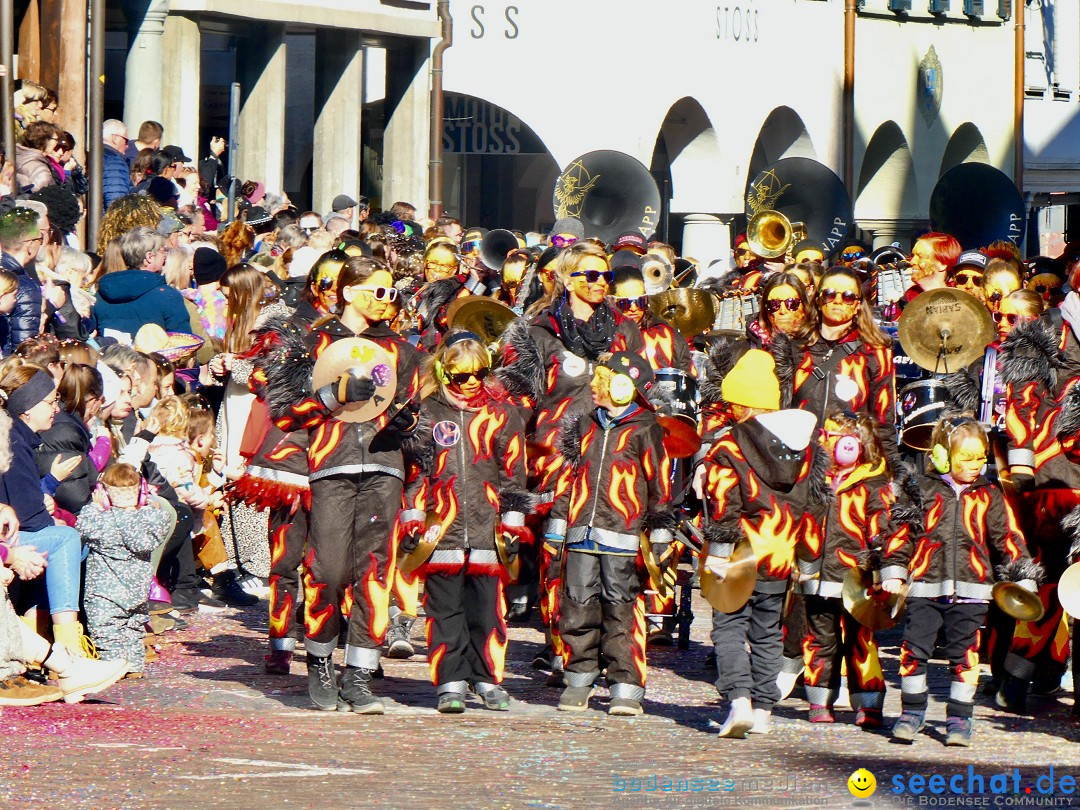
[337, 666, 385, 715]
[307, 654, 338, 711]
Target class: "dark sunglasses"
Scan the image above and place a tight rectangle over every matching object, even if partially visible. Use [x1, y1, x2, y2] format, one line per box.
[461, 240, 481, 254]
[766, 297, 802, 314]
[614, 295, 649, 311]
[820, 288, 860, 304]
[570, 270, 614, 284]
[317, 276, 336, 291]
[1033, 283, 1062, 296]
[448, 367, 490, 385]
[551, 235, 578, 248]
[734, 248, 751, 257]
[953, 273, 981, 286]
[987, 291, 1004, 303]
[992, 311, 1023, 325]
[840, 251, 864, 262]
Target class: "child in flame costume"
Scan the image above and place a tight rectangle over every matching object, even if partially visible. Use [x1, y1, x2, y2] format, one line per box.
[546, 351, 673, 716]
[235, 251, 345, 675]
[527, 242, 644, 681]
[885, 416, 1038, 747]
[994, 317, 1080, 712]
[798, 410, 906, 727]
[701, 349, 818, 738]
[401, 331, 532, 713]
[272, 256, 422, 715]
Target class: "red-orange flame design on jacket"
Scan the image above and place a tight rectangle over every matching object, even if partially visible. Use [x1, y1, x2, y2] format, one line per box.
[908, 537, 942, 580]
[741, 500, 798, 578]
[643, 328, 676, 370]
[309, 420, 345, 470]
[568, 463, 591, 524]
[608, 462, 643, 528]
[838, 487, 869, 541]
[468, 407, 507, 460]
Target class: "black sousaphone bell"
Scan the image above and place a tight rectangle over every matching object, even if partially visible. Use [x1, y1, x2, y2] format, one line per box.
[929, 163, 1025, 250]
[479, 228, 520, 272]
[552, 150, 661, 244]
[745, 157, 853, 257]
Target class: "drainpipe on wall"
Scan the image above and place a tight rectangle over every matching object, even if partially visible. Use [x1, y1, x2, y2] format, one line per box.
[843, 0, 856, 195]
[428, 0, 452, 221]
[1013, 0, 1024, 193]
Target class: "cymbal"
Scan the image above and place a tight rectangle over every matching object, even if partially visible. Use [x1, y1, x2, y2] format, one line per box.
[1058, 562, 1080, 620]
[639, 533, 672, 601]
[398, 512, 444, 575]
[311, 337, 397, 424]
[658, 414, 701, 459]
[992, 581, 1045, 622]
[445, 296, 517, 345]
[699, 537, 757, 613]
[494, 527, 520, 581]
[649, 288, 716, 339]
[841, 567, 908, 630]
[897, 288, 994, 372]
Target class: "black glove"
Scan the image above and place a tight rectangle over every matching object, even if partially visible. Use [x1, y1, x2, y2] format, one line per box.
[384, 402, 420, 436]
[400, 533, 421, 554]
[1012, 471, 1035, 495]
[503, 533, 520, 564]
[652, 542, 674, 574]
[316, 373, 375, 410]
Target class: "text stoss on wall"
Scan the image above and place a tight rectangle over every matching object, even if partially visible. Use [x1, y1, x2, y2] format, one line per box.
[717, 4, 760, 42]
[469, 5, 521, 39]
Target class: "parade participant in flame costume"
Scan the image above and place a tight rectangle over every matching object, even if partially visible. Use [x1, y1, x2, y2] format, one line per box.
[529, 241, 644, 682]
[272, 256, 422, 714]
[546, 352, 673, 717]
[701, 350, 818, 738]
[798, 411, 903, 727]
[885, 417, 1037, 747]
[611, 266, 693, 375]
[235, 250, 346, 675]
[993, 316, 1080, 712]
[401, 331, 532, 713]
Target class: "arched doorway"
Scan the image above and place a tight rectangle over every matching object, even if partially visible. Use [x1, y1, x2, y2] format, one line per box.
[745, 106, 817, 197]
[438, 93, 558, 231]
[939, 123, 990, 178]
[855, 121, 921, 247]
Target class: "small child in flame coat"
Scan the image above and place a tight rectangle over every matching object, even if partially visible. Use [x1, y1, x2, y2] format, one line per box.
[883, 416, 1038, 747]
[545, 352, 673, 717]
[797, 410, 904, 727]
[401, 331, 531, 714]
[700, 349, 818, 739]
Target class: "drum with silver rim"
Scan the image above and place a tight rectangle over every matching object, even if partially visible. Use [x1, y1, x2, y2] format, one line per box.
[653, 368, 699, 422]
[898, 378, 949, 452]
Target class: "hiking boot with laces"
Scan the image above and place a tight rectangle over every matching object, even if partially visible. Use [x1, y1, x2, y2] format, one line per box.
[0, 675, 64, 706]
[337, 666, 385, 715]
[385, 614, 416, 659]
[307, 654, 338, 711]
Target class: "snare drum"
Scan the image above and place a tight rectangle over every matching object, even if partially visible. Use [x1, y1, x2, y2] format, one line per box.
[898, 379, 949, 451]
[653, 368, 699, 422]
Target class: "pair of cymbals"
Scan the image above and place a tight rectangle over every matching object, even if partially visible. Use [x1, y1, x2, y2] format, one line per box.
[841, 567, 908, 630]
[398, 512, 446, 575]
[991, 581, 1045, 622]
[649, 288, 716, 338]
[897, 288, 995, 373]
[311, 337, 397, 424]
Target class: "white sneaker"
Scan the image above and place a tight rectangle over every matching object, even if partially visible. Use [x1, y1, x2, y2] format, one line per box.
[835, 677, 851, 710]
[748, 708, 771, 734]
[53, 655, 128, 703]
[237, 572, 271, 599]
[717, 696, 754, 738]
[776, 669, 801, 701]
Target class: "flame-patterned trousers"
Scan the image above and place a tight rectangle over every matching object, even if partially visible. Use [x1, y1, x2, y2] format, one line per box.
[303, 473, 401, 669]
[710, 588, 784, 711]
[560, 550, 646, 700]
[899, 598, 986, 718]
[267, 502, 309, 652]
[424, 569, 506, 693]
[802, 595, 885, 710]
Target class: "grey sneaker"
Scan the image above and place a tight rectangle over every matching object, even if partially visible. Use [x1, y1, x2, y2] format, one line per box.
[557, 685, 594, 712]
[891, 710, 926, 742]
[609, 697, 643, 716]
[386, 615, 416, 659]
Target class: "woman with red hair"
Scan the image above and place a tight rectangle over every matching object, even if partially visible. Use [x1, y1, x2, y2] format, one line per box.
[904, 232, 962, 303]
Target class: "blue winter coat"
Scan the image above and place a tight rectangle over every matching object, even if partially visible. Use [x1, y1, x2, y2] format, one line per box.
[0, 418, 53, 532]
[102, 145, 134, 210]
[93, 270, 191, 339]
[0, 252, 42, 356]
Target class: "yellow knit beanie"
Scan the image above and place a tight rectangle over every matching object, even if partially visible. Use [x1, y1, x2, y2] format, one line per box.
[721, 349, 781, 411]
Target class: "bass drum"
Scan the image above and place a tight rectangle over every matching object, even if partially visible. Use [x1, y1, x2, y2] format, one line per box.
[653, 368, 699, 422]
[898, 379, 949, 452]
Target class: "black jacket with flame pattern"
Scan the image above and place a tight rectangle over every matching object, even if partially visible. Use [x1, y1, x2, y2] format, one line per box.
[791, 332, 897, 462]
[546, 405, 673, 556]
[701, 411, 816, 591]
[275, 318, 421, 482]
[402, 389, 529, 575]
[883, 471, 1031, 601]
[638, 314, 693, 375]
[798, 461, 906, 598]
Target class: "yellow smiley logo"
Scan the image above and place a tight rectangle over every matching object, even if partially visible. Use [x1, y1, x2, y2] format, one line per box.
[848, 768, 876, 798]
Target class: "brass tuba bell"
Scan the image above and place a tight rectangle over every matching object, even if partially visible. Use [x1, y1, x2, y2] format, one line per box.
[746, 209, 805, 260]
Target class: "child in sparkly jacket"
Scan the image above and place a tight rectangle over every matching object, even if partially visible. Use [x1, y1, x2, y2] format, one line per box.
[77, 463, 173, 674]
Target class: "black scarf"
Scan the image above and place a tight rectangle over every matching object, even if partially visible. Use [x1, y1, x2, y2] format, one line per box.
[555, 298, 616, 361]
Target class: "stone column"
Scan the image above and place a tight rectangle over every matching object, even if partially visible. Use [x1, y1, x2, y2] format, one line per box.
[237, 25, 287, 195]
[382, 41, 430, 212]
[312, 30, 363, 216]
[122, 0, 168, 133]
[161, 13, 201, 163]
[859, 218, 927, 251]
[682, 214, 734, 278]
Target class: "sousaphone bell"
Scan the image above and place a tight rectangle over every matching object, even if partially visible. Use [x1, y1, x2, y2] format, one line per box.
[445, 296, 518, 346]
[479, 228, 520, 272]
[553, 150, 662, 244]
[930, 163, 1026, 250]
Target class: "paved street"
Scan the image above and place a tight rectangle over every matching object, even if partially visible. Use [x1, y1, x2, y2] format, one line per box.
[3, 590, 1078, 810]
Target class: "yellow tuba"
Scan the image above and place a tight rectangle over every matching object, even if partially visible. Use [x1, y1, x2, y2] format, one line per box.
[746, 209, 805, 260]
